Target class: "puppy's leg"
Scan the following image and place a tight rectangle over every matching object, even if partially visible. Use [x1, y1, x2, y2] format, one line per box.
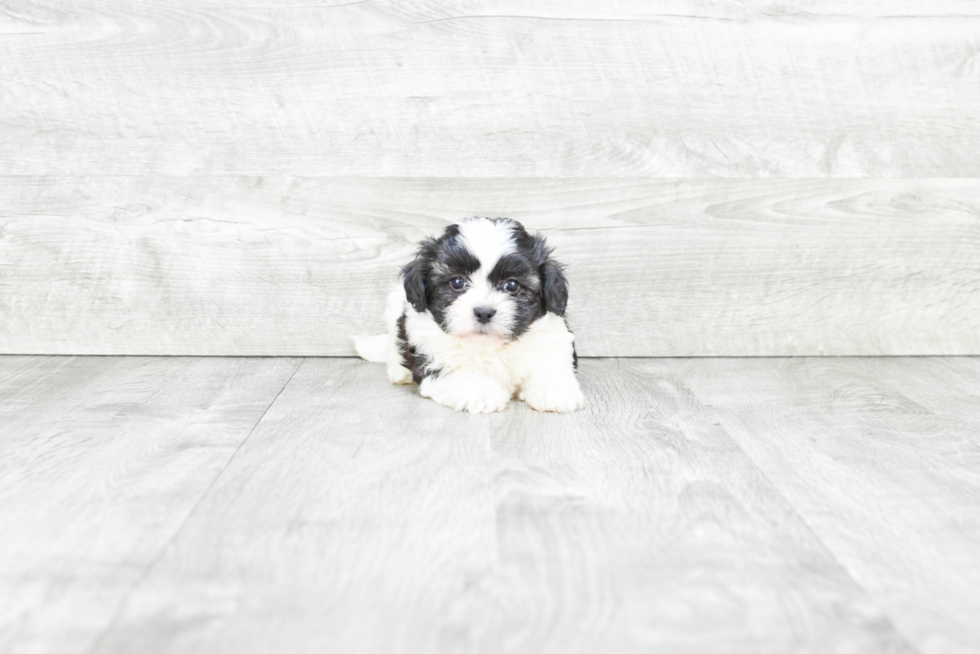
[386, 322, 412, 385]
[519, 357, 584, 414]
[383, 291, 413, 385]
[419, 370, 511, 413]
[387, 359, 413, 385]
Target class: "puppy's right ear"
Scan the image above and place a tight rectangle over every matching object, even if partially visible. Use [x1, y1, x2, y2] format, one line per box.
[541, 258, 569, 316]
[402, 256, 428, 313]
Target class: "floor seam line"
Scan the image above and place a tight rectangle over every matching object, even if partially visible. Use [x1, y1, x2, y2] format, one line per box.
[81, 356, 307, 654]
[700, 404, 925, 654]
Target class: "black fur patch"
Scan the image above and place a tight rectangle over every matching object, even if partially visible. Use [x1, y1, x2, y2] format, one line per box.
[425, 234, 481, 330]
[401, 216, 573, 340]
[504, 222, 568, 318]
[401, 224, 480, 319]
[540, 258, 569, 316]
[396, 313, 439, 383]
[487, 252, 545, 338]
[563, 316, 579, 371]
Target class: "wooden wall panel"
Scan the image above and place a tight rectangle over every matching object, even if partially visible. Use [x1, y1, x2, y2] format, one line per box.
[1, 2, 978, 177]
[3, 1, 978, 355]
[2, 176, 978, 356]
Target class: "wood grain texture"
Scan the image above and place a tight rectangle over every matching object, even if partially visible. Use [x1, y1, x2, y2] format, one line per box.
[2, 1, 979, 177]
[89, 358, 911, 654]
[487, 359, 911, 654]
[90, 357, 500, 654]
[0, 355, 300, 654]
[681, 357, 980, 654]
[865, 358, 980, 443]
[175, 1, 980, 15]
[2, 176, 979, 356]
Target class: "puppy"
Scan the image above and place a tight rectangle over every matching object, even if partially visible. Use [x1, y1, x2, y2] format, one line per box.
[354, 217, 584, 413]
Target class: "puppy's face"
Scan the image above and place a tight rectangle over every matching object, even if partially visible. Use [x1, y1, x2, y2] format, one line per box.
[402, 217, 568, 340]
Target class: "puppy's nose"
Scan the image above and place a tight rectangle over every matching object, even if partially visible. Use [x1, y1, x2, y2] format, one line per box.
[474, 307, 496, 324]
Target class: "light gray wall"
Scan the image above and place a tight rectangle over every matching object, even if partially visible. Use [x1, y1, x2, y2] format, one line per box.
[2, 1, 978, 355]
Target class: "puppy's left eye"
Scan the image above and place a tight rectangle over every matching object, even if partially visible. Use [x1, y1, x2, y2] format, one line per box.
[449, 277, 466, 290]
[503, 280, 520, 293]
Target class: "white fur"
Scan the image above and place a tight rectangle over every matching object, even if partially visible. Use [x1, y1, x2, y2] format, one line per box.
[356, 217, 583, 413]
[352, 334, 387, 362]
[456, 218, 515, 275]
[443, 278, 516, 338]
[443, 219, 519, 338]
[378, 284, 584, 413]
[419, 370, 511, 414]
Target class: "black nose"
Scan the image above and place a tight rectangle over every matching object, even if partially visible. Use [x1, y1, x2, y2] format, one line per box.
[474, 307, 496, 324]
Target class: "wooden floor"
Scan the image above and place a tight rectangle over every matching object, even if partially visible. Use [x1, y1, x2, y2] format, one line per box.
[2, 355, 979, 654]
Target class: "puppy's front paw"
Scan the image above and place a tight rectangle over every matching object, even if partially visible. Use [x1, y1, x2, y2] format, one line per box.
[521, 376, 585, 413]
[387, 362, 413, 385]
[419, 372, 511, 413]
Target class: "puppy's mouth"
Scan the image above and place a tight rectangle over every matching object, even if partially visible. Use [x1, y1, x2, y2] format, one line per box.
[457, 322, 511, 340]
[473, 323, 499, 336]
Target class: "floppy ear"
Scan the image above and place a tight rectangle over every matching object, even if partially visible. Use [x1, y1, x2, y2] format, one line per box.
[401, 256, 428, 313]
[540, 258, 569, 316]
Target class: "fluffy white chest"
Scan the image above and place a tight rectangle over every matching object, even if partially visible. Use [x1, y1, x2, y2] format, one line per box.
[403, 301, 574, 394]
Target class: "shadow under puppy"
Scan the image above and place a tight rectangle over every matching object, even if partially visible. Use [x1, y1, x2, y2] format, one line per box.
[355, 217, 584, 413]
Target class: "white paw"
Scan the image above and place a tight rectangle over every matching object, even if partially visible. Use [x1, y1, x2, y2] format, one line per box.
[521, 376, 585, 413]
[387, 362, 413, 385]
[419, 372, 511, 413]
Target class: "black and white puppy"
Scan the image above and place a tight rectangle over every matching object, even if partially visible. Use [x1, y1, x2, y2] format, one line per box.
[355, 217, 584, 413]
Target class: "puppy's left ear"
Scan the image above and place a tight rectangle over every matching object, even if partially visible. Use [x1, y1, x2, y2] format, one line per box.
[541, 258, 569, 316]
[402, 256, 428, 313]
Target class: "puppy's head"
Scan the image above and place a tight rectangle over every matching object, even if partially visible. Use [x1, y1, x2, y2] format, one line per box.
[402, 217, 568, 340]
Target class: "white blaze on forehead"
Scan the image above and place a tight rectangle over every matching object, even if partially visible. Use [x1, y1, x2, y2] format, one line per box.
[456, 219, 515, 273]
[444, 219, 519, 339]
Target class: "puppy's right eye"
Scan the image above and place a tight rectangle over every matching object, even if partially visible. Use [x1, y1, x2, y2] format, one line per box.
[449, 277, 466, 290]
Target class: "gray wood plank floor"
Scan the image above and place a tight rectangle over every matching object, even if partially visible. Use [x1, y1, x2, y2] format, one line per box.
[2, 355, 978, 653]
[0, 356, 302, 654]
